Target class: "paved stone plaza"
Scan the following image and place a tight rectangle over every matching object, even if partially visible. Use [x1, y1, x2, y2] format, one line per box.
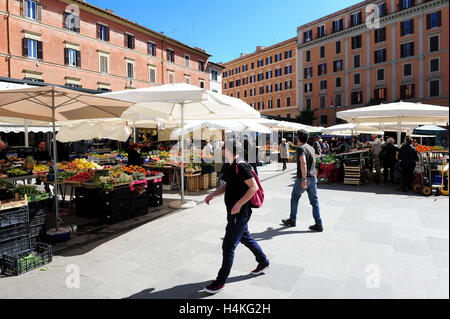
[0, 163, 448, 299]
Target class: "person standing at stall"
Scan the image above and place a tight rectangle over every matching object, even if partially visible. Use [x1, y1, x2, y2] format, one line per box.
[33, 141, 51, 163]
[380, 138, 399, 184]
[127, 143, 143, 167]
[398, 136, 419, 192]
[282, 130, 323, 232]
[372, 138, 383, 183]
[203, 139, 270, 294]
[141, 140, 154, 154]
[313, 136, 322, 156]
[0, 141, 10, 165]
[279, 138, 290, 171]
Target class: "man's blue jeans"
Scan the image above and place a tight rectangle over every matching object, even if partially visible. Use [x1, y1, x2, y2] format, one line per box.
[290, 177, 322, 225]
[216, 213, 269, 285]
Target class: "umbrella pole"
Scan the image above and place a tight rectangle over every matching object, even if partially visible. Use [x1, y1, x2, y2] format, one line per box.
[181, 102, 185, 203]
[24, 119, 29, 147]
[133, 121, 137, 142]
[397, 117, 402, 146]
[52, 89, 60, 232]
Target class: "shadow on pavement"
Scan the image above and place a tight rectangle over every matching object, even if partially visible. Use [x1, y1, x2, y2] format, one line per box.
[317, 182, 432, 197]
[252, 226, 318, 242]
[125, 274, 255, 299]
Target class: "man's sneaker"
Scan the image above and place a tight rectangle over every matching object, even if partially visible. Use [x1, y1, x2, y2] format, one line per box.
[282, 218, 296, 227]
[204, 281, 225, 294]
[251, 262, 270, 276]
[309, 224, 324, 232]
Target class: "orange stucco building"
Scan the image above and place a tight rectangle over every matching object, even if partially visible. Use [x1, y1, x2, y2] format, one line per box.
[297, 0, 449, 127]
[222, 37, 298, 119]
[0, 0, 212, 91]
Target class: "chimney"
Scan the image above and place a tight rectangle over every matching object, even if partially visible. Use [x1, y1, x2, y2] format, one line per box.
[240, 53, 246, 57]
[256, 46, 266, 52]
[105, 9, 114, 13]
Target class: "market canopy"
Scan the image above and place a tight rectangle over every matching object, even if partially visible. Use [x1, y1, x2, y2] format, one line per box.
[321, 123, 384, 136]
[56, 119, 132, 142]
[0, 123, 57, 134]
[413, 125, 447, 135]
[337, 101, 449, 144]
[257, 118, 321, 134]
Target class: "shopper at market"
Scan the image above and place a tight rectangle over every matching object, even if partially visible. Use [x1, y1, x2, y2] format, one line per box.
[322, 139, 330, 154]
[202, 140, 213, 158]
[0, 141, 9, 165]
[203, 139, 270, 294]
[372, 138, 383, 183]
[398, 136, 419, 192]
[127, 143, 143, 166]
[313, 136, 322, 156]
[337, 138, 349, 154]
[141, 140, 154, 153]
[33, 141, 51, 163]
[380, 138, 399, 184]
[282, 129, 323, 232]
[279, 138, 290, 171]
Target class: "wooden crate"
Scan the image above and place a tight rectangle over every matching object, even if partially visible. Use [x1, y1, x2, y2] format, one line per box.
[186, 174, 201, 192]
[200, 174, 209, 190]
[208, 172, 217, 188]
[344, 165, 361, 186]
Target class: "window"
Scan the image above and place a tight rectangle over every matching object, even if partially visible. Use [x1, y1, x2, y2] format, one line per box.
[99, 54, 108, 74]
[199, 60, 205, 72]
[23, 38, 40, 59]
[236, 79, 241, 87]
[427, 11, 441, 29]
[168, 71, 175, 84]
[243, 90, 247, 98]
[258, 73, 264, 81]
[374, 88, 387, 101]
[243, 64, 248, 72]
[184, 76, 191, 84]
[64, 11, 80, 33]
[167, 49, 175, 62]
[185, 55, 190, 68]
[286, 97, 291, 107]
[400, 42, 414, 58]
[223, 71, 227, 78]
[430, 80, 440, 97]
[403, 63, 412, 76]
[320, 96, 326, 109]
[275, 68, 282, 77]
[223, 83, 227, 90]
[320, 80, 327, 90]
[211, 70, 218, 81]
[399, 0, 415, 10]
[198, 79, 205, 88]
[333, 60, 343, 72]
[351, 91, 363, 104]
[304, 30, 313, 42]
[237, 91, 240, 98]
[351, 35, 362, 50]
[374, 28, 386, 43]
[125, 34, 135, 50]
[305, 83, 313, 93]
[229, 81, 234, 88]
[377, 69, 385, 81]
[320, 46, 325, 59]
[336, 77, 342, 88]
[266, 70, 273, 79]
[284, 65, 292, 75]
[258, 101, 264, 110]
[320, 115, 328, 126]
[285, 50, 293, 59]
[354, 73, 361, 85]
[275, 53, 282, 62]
[250, 75, 256, 83]
[259, 87, 264, 95]
[251, 62, 255, 70]
[285, 81, 292, 90]
[333, 19, 344, 33]
[275, 83, 283, 92]
[26, 0, 38, 20]
[149, 67, 156, 83]
[354, 55, 361, 68]
[350, 11, 362, 27]
[257, 59, 264, 67]
[304, 98, 313, 111]
[64, 48, 81, 67]
[265, 56, 272, 65]
[268, 100, 273, 109]
[148, 42, 156, 56]
[235, 67, 240, 74]
[374, 48, 387, 64]
[400, 20, 414, 36]
[335, 41, 341, 54]
[277, 99, 282, 108]
[378, 2, 388, 17]
[97, 24, 110, 41]
[335, 93, 342, 107]
[318, 63, 327, 76]
[127, 62, 134, 79]
[317, 25, 326, 38]
[430, 58, 439, 73]
[429, 35, 439, 52]
[400, 84, 415, 99]
[306, 50, 311, 62]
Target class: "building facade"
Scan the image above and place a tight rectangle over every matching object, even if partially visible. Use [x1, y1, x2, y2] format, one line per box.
[297, 0, 449, 127]
[222, 38, 298, 119]
[206, 61, 224, 94]
[0, 0, 211, 92]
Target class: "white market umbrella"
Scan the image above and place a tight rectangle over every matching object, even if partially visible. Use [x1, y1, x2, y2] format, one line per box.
[258, 118, 321, 134]
[102, 83, 261, 209]
[337, 101, 449, 145]
[321, 123, 384, 136]
[0, 86, 133, 231]
[56, 118, 132, 142]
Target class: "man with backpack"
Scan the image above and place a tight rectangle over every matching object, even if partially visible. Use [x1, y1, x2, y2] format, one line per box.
[282, 130, 323, 232]
[204, 139, 269, 294]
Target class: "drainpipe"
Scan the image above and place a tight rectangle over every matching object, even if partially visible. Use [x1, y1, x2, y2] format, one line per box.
[161, 38, 165, 84]
[6, 0, 12, 78]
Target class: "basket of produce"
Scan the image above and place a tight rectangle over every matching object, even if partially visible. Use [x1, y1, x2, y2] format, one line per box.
[32, 164, 49, 176]
[1, 242, 52, 276]
[6, 169, 30, 178]
[416, 145, 431, 153]
[63, 171, 94, 185]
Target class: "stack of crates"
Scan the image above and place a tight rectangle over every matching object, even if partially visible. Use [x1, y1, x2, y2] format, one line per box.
[0, 204, 52, 276]
[131, 182, 149, 218]
[148, 177, 163, 208]
[101, 186, 133, 224]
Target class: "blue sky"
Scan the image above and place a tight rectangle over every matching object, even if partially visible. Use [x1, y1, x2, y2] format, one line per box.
[88, 0, 361, 63]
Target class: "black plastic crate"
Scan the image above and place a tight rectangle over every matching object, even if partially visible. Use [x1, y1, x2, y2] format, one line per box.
[28, 199, 51, 212]
[149, 197, 163, 208]
[29, 225, 45, 238]
[104, 186, 131, 200]
[132, 207, 148, 218]
[131, 195, 149, 209]
[1, 242, 52, 276]
[0, 224, 29, 244]
[104, 197, 131, 212]
[29, 211, 46, 228]
[0, 236, 32, 257]
[0, 206, 29, 228]
[147, 181, 162, 194]
[103, 208, 133, 224]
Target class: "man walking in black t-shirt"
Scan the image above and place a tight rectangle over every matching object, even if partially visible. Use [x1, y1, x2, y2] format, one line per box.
[203, 139, 270, 294]
[282, 130, 323, 232]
